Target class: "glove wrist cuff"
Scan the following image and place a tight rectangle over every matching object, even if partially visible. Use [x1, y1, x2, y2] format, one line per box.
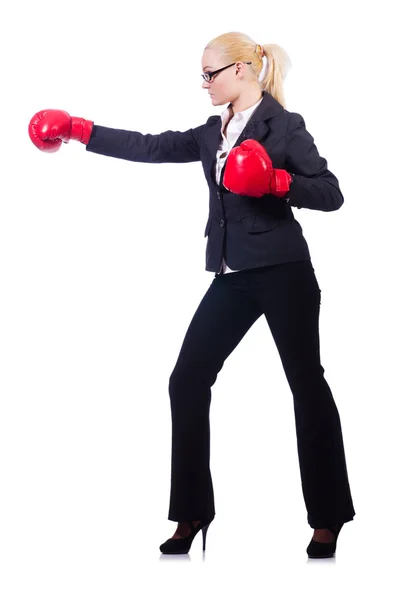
[271, 169, 293, 198]
[70, 117, 94, 144]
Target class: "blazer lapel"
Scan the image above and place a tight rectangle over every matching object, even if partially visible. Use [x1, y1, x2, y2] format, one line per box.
[204, 91, 284, 188]
[217, 119, 270, 189]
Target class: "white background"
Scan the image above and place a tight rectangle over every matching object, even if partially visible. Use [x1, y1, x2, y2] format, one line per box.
[1, 0, 396, 598]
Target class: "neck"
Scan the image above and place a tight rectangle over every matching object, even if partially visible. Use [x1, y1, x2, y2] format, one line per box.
[230, 89, 263, 114]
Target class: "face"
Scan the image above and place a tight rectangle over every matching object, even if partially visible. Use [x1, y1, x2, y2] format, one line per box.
[201, 48, 241, 105]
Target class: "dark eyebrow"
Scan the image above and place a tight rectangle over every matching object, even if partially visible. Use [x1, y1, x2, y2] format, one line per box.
[203, 66, 212, 70]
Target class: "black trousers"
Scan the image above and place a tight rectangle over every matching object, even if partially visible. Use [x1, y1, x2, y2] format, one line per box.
[167, 259, 356, 529]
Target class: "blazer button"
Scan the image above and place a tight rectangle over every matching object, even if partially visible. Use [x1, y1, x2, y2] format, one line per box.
[220, 219, 225, 227]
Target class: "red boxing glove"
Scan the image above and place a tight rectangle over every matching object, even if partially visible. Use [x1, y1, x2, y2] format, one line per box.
[28, 109, 94, 153]
[223, 139, 292, 198]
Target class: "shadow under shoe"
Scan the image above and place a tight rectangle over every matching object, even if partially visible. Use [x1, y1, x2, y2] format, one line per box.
[306, 524, 344, 558]
[159, 518, 214, 554]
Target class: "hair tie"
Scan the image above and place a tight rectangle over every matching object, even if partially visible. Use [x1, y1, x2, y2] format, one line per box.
[257, 44, 268, 82]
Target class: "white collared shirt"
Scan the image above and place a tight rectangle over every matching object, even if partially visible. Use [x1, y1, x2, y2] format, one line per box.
[215, 97, 263, 274]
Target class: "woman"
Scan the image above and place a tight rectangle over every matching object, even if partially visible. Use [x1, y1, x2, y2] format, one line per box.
[28, 31, 356, 558]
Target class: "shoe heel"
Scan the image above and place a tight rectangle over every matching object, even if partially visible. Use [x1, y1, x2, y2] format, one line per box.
[202, 524, 210, 551]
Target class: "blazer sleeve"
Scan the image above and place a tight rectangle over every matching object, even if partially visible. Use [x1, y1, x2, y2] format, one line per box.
[284, 113, 344, 212]
[85, 122, 205, 163]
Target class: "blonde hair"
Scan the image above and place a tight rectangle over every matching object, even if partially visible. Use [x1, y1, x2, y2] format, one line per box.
[205, 32, 291, 108]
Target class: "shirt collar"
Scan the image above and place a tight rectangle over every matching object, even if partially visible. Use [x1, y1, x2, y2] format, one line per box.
[221, 95, 263, 129]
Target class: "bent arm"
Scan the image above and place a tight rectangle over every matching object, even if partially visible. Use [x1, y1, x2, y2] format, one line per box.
[285, 113, 344, 212]
[85, 123, 205, 163]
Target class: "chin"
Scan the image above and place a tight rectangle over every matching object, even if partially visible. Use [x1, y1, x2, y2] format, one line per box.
[209, 95, 230, 106]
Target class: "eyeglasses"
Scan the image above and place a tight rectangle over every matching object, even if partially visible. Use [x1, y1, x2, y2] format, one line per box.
[201, 62, 252, 83]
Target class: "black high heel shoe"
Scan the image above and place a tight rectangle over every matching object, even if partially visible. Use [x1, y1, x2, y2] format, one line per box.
[306, 523, 344, 558]
[159, 518, 214, 554]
